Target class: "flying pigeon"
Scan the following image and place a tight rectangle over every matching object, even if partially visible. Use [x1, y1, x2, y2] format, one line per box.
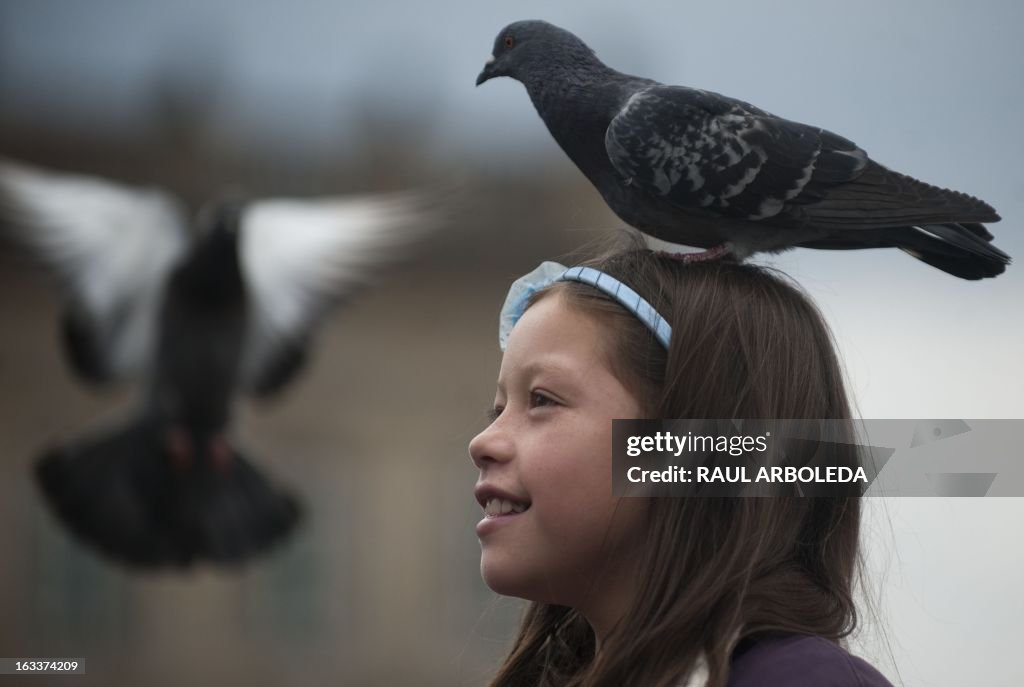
[476, 20, 1010, 280]
[0, 158, 440, 568]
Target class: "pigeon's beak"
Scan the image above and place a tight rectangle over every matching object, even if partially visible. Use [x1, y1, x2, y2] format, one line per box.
[475, 55, 496, 86]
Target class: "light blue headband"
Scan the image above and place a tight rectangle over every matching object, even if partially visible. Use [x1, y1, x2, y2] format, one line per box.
[498, 261, 672, 351]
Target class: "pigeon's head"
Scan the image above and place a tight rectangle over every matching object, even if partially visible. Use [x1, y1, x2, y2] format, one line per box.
[197, 192, 247, 239]
[476, 20, 597, 86]
[182, 196, 247, 291]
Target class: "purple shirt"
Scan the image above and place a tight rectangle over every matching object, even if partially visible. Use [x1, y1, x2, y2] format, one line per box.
[727, 632, 894, 686]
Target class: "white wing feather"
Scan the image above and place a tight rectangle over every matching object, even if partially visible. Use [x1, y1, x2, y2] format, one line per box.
[0, 158, 189, 379]
[239, 191, 438, 391]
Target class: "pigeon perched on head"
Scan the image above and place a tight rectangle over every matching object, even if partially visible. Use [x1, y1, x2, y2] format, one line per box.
[0, 158, 441, 568]
[476, 20, 1010, 280]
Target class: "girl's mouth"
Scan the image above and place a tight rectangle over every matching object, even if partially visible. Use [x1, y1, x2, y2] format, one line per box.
[483, 497, 531, 517]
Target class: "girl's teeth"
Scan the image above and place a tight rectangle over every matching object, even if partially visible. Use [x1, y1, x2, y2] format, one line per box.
[485, 498, 528, 516]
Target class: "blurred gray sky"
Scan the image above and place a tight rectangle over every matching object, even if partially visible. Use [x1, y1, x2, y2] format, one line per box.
[1, 1, 1022, 685]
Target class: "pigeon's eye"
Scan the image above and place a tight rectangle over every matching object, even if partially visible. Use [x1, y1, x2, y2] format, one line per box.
[504, 36, 515, 49]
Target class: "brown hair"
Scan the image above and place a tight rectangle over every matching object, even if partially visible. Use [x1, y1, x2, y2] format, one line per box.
[488, 243, 863, 687]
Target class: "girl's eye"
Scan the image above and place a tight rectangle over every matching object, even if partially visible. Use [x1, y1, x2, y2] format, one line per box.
[529, 391, 558, 409]
[487, 405, 504, 423]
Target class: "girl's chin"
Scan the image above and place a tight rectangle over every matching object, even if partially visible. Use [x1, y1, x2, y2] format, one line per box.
[480, 559, 571, 606]
[480, 557, 536, 599]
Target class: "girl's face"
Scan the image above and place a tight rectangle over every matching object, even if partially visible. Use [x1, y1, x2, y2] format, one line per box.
[469, 291, 648, 610]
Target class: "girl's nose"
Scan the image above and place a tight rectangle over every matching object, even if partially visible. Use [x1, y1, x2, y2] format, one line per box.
[469, 418, 514, 468]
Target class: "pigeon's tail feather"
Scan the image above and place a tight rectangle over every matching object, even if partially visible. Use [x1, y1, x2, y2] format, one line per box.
[35, 416, 301, 568]
[894, 223, 1011, 280]
[959, 221, 995, 242]
[799, 161, 1000, 229]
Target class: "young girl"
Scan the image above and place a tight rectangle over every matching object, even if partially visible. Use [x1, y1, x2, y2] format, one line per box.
[469, 245, 894, 687]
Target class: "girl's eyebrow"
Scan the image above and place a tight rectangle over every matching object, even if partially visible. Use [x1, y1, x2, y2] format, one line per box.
[526, 352, 590, 377]
[522, 360, 575, 379]
[498, 359, 582, 392]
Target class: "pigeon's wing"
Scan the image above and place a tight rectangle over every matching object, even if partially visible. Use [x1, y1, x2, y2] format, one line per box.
[604, 85, 869, 222]
[0, 158, 189, 381]
[238, 191, 440, 396]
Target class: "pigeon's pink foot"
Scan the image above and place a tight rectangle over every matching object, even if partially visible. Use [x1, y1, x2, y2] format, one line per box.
[165, 427, 194, 472]
[656, 244, 732, 263]
[209, 435, 234, 475]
